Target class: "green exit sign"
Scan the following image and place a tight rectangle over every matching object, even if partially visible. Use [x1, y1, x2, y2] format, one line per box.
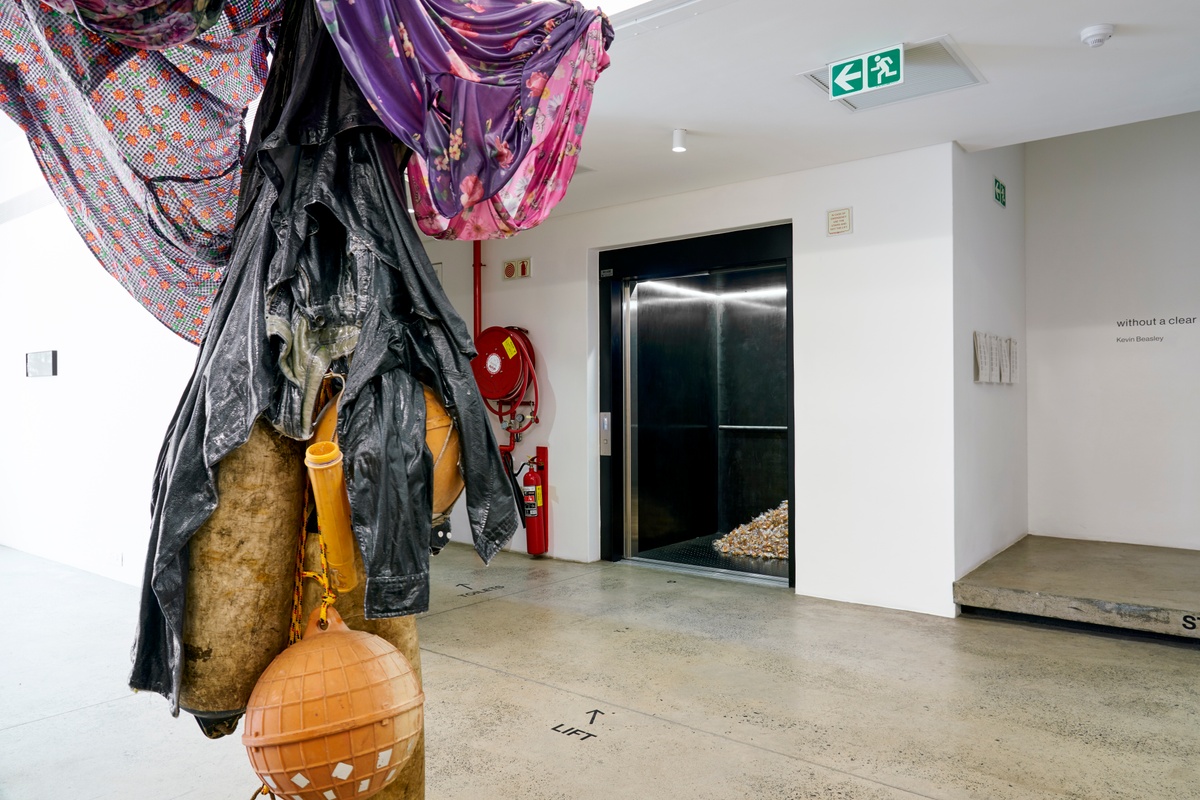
[829, 45, 904, 100]
[994, 177, 1007, 208]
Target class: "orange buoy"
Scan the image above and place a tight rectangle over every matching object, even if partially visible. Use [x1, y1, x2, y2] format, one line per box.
[300, 526, 425, 799]
[242, 607, 424, 800]
[424, 385, 464, 520]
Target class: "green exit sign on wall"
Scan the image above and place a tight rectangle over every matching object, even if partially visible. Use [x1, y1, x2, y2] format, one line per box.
[994, 177, 1007, 208]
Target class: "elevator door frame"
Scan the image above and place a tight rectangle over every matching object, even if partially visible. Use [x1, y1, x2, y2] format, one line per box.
[599, 224, 795, 588]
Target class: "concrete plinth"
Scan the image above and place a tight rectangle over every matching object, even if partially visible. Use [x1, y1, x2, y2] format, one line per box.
[954, 535, 1200, 639]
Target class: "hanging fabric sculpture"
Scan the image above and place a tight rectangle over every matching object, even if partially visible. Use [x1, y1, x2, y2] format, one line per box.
[4, 0, 612, 725]
[0, 0, 279, 341]
[130, 0, 522, 714]
[0, 0, 611, 339]
[315, 0, 612, 239]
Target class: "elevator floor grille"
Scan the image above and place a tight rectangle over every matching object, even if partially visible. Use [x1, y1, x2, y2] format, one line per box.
[634, 533, 789, 585]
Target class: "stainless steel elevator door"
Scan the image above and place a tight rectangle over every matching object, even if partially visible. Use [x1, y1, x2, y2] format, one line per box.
[624, 265, 789, 581]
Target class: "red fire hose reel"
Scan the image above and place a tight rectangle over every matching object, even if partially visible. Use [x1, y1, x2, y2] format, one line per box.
[471, 326, 539, 432]
[470, 326, 548, 555]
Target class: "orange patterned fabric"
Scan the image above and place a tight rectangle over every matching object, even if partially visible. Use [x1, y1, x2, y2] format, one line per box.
[0, 0, 279, 341]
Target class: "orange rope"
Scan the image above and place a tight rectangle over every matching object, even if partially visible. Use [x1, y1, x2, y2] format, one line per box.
[288, 374, 342, 642]
[287, 481, 312, 645]
[288, 493, 338, 640]
[302, 533, 338, 628]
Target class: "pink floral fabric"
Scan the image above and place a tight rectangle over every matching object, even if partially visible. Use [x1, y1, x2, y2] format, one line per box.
[407, 13, 608, 239]
[316, 0, 612, 240]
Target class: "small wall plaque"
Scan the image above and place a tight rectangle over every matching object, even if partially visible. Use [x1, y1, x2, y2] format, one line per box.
[827, 207, 853, 236]
[26, 350, 57, 377]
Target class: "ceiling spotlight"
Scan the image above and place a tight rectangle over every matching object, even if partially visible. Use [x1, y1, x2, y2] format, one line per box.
[1080, 24, 1114, 48]
[672, 128, 687, 153]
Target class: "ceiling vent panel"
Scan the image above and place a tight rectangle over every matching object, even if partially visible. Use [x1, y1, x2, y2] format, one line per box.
[803, 36, 983, 111]
[611, 0, 740, 36]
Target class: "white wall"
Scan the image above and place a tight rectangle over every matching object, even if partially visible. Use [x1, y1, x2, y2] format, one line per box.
[0, 134, 197, 584]
[423, 238, 475, 327]
[1026, 112, 1200, 550]
[482, 144, 959, 617]
[952, 144, 1028, 577]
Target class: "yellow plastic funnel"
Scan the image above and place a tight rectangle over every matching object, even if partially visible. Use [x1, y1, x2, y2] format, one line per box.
[304, 440, 358, 592]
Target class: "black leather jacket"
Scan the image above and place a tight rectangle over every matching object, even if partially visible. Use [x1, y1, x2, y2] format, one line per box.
[129, 0, 519, 713]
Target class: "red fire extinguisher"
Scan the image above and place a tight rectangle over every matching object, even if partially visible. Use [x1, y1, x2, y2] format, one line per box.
[522, 447, 549, 555]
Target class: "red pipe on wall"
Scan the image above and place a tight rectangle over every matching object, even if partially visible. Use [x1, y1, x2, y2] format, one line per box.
[472, 240, 482, 341]
[469, 242, 548, 552]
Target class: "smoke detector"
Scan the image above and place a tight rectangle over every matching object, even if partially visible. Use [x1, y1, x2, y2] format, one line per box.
[1080, 24, 1114, 48]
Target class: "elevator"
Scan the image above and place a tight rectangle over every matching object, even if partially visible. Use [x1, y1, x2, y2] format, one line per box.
[599, 225, 794, 586]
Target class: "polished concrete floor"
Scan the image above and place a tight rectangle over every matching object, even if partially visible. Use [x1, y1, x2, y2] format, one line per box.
[955, 535, 1200, 639]
[2, 542, 1198, 799]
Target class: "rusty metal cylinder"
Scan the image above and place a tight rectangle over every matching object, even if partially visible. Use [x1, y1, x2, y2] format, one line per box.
[180, 418, 308, 735]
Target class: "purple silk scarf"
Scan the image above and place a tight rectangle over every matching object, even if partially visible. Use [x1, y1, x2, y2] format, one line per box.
[408, 12, 607, 239]
[316, 0, 612, 231]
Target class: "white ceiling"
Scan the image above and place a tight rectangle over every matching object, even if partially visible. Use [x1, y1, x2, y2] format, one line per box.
[4, 1, 1198, 218]
[555, 0, 1200, 216]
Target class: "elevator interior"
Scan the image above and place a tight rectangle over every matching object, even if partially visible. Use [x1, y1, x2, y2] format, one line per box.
[600, 225, 794, 586]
